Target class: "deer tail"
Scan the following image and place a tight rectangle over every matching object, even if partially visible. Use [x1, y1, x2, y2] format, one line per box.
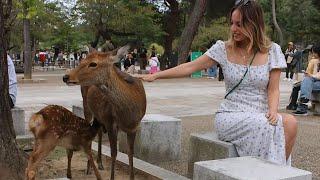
[29, 113, 44, 135]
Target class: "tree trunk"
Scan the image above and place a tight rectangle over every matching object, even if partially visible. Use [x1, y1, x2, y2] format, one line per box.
[0, 0, 27, 179]
[272, 0, 284, 46]
[161, 0, 179, 70]
[23, 17, 32, 79]
[176, 0, 207, 64]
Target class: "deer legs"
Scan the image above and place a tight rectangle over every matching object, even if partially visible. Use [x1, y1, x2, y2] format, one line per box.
[84, 144, 102, 180]
[107, 123, 118, 180]
[97, 129, 104, 170]
[66, 149, 73, 178]
[127, 132, 136, 180]
[26, 138, 57, 180]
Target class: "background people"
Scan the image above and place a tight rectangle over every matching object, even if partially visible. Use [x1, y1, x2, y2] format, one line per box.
[284, 42, 297, 82]
[293, 43, 320, 115]
[7, 54, 17, 109]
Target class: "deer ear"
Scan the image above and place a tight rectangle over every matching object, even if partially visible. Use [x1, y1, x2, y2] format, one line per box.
[112, 45, 131, 63]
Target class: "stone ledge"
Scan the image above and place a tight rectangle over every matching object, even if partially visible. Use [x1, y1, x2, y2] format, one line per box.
[119, 114, 182, 164]
[11, 107, 26, 136]
[188, 132, 238, 177]
[91, 142, 189, 180]
[194, 156, 312, 180]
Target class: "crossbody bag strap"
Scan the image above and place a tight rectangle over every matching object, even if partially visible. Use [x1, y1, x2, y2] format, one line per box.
[224, 51, 257, 99]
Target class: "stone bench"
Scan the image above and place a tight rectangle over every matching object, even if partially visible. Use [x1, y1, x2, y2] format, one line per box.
[72, 103, 85, 118]
[188, 132, 238, 177]
[72, 104, 182, 165]
[311, 90, 320, 115]
[11, 107, 26, 136]
[193, 156, 312, 180]
[119, 114, 181, 165]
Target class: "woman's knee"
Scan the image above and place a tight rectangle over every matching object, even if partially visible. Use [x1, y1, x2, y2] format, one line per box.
[282, 114, 297, 137]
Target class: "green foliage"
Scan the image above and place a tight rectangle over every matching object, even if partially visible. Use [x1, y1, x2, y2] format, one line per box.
[76, 0, 164, 46]
[191, 17, 229, 50]
[260, 0, 320, 46]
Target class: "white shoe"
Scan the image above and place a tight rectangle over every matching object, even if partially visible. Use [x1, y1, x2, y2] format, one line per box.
[288, 78, 293, 82]
[283, 78, 288, 81]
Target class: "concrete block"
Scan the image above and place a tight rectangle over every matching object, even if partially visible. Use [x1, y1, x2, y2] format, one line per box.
[193, 156, 312, 180]
[311, 91, 320, 115]
[11, 107, 26, 135]
[119, 114, 181, 165]
[72, 103, 84, 119]
[188, 132, 238, 177]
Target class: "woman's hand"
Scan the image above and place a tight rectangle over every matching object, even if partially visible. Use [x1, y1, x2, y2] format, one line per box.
[265, 111, 278, 126]
[134, 74, 157, 82]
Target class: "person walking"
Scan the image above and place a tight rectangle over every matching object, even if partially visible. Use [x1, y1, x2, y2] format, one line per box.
[137, 0, 296, 165]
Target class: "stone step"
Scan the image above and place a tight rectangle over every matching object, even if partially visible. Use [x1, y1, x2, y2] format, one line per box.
[188, 132, 238, 177]
[193, 156, 312, 180]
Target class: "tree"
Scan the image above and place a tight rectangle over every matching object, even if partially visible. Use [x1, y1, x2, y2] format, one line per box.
[176, 0, 207, 64]
[76, 0, 163, 47]
[0, 0, 27, 179]
[160, 0, 180, 70]
[271, 0, 284, 46]
[16, 0, 43, 79]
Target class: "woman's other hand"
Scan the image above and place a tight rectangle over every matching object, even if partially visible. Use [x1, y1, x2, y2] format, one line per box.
[265, 111, 278, 126]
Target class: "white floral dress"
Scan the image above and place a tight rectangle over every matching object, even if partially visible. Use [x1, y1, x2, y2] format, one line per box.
[205, 40, 289, 165]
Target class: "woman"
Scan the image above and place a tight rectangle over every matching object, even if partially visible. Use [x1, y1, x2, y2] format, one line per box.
[138, 0, 297, 165]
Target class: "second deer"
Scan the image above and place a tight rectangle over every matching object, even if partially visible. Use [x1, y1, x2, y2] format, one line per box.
[25, 105, 102, 180]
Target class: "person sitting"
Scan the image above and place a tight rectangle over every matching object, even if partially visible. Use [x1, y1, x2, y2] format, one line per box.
[8, 54, 17, 109]
[286, 44, 320, 110]
[124, 52, 135, 74]
[293, 43, 320, 115]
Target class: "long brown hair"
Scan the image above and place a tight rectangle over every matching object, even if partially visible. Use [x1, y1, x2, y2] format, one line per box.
[228, 0, 271, 53]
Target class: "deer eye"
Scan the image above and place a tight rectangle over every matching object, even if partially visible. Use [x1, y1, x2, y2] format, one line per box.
[88, 62, 97, 68]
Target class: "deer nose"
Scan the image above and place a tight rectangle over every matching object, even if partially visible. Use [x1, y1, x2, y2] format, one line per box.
[63, 75, 69, 83]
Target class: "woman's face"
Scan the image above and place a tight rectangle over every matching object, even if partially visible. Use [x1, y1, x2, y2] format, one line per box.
[230, 9, 246, 42]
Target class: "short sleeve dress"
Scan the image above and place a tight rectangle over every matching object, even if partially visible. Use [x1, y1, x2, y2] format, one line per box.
[205, 40, 288, 165]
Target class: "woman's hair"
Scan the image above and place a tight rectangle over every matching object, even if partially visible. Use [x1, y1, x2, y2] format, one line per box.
[228, 0, 271, 53]
[312, 43, 320, 57]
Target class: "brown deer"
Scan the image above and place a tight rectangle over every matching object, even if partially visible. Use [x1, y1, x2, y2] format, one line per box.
[63, 45, 147, 180]
[25, 105, 102, 180]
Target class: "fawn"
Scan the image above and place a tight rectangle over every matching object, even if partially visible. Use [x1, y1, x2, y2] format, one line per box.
[63, 45, 147, 180]
[25, 105, 102, 180]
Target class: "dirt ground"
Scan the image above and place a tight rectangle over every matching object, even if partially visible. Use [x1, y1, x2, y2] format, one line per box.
[33, 147, 157, 180]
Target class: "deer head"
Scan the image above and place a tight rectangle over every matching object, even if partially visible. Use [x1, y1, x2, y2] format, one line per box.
[63, 45, 131, 86]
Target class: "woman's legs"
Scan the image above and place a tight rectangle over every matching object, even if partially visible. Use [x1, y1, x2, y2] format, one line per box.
[280, 113, 297, 160]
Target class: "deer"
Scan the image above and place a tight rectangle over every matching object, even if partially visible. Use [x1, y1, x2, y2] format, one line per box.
[63, 45, 147, 180]
[25, 105, 102, 180]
